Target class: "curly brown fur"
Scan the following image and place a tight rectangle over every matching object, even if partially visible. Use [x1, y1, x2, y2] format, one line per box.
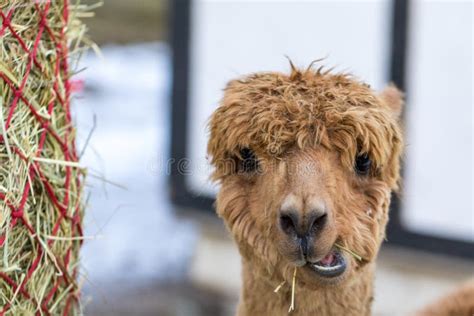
[208, 65, 403, 315]
[414, 280, 474, 316]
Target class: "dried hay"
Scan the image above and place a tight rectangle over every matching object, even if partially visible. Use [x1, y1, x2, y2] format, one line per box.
[0, 0, 91, 314]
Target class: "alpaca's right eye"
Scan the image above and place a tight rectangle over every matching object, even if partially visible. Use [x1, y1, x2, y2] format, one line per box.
[355, 153, 371, 175]
[239, 148, 259, 173]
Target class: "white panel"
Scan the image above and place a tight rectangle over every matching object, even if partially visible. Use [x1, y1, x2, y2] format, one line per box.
[403, 1, 473, 241]
[187, 0, 391, 197]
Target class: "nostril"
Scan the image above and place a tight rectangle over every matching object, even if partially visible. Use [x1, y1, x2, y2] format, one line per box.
[316, 213, 327, 226]
[309, 211, 327, 233]
[279, 212, 298, 235]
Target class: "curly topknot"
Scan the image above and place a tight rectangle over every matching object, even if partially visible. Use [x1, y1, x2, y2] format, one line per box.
[208, 66, 403, 189]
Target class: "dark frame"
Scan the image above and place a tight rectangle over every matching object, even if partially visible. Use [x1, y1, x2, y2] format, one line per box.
[169, 0, 473, 259]
[385, 0, 473, 259]
[169, 0, 215, 211]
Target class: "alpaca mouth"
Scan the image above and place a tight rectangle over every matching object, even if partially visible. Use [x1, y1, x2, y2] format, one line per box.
[307, 249, 346, 278]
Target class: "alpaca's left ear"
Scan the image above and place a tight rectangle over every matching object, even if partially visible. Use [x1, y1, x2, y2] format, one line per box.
[379, 84, 404, 119]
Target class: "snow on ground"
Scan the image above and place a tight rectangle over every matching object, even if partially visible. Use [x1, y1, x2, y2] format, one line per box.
[73, 43, 197, 286]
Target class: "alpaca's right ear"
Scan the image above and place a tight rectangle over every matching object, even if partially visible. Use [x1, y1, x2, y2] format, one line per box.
[379, 84, 404, 119]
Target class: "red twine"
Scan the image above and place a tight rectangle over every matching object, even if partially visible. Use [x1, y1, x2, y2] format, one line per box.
[0, 1, 83, 315]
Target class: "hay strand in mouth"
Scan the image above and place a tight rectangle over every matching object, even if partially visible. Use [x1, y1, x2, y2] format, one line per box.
[274, 243, 362, 314]
[335, 243, 364, 262]
[288, 267, 297, 313]
[273, 267, 298, 313]
[274, 280, 286, 293]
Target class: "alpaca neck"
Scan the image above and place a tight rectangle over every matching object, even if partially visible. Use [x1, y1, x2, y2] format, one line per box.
[238, 258, 374, 316]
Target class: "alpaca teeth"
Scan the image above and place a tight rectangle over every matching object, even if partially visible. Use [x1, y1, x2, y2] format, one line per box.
[312, 263, 341, 271]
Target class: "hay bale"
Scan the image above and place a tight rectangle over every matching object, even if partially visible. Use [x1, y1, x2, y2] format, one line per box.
[0, 1, 89, 314]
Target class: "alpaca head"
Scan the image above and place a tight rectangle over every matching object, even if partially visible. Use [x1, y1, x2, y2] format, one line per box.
[207, 65, 403, 288]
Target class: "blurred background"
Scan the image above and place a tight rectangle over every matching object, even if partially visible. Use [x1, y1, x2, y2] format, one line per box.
[75, 1, 473, 315]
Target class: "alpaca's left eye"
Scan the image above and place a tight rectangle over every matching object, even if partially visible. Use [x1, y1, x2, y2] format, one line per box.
[239, 148, 259, 173]
[355, 154, 371, 175]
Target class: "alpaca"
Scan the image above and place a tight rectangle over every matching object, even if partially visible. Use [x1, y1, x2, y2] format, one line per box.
[207, 64, 403, 315]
